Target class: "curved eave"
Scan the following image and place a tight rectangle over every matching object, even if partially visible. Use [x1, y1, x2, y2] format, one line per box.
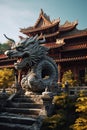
[64, 31, 87, 40]
[55, 56, 87, 63]
[0, 65, 14, 69]
[42, 42, 65, 49]
[34, 14, 52, 28]
[0, 58, 16, 68]
[0, 55, 8, 60]
[34, 9, 52, 28]
[20, 21, 59, 34]
[62, 43, 87, 52]
[42, 31, 59, 39]
[59, 23, 77, 32]
[0, 58, 16, 63]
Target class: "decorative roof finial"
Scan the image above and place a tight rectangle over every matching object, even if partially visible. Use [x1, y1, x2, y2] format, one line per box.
[41, 8, 44, 14]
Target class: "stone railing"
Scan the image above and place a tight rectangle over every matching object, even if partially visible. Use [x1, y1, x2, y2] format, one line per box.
[68, 86, 87, 96]
[0, 88, 16, 95]
[0, 86, 87, 98]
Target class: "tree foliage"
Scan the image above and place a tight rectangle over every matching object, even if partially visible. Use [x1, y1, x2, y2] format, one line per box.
[0, 40, 12, 54]
[62, 70, 77, 87]
[71, 92, 87, 130]
[41, 93, 76, 130]
[0, 68, 15, 88]
[41, 90, 87, 130]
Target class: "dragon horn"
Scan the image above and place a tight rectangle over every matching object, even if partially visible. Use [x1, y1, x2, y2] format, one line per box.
[4, 34, 15, 43]
[24, 34, 38, 47]
[39, 36, 46, 44]
[33, 34, 38, 40]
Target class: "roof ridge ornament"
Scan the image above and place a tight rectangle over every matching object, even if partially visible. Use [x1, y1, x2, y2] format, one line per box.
[56, 38, 65, 45]
[52, 17, 60, 24]
[40, 9, 51, 22]
[40, 8, 44, 15]
[61, 20, 78, 27]
[73, 20, 78, 25]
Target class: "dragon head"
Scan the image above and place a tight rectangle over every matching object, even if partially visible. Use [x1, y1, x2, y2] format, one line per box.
[5, 34, 48, 70]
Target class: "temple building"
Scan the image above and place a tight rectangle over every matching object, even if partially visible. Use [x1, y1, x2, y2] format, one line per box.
[1, 9, 87, 85]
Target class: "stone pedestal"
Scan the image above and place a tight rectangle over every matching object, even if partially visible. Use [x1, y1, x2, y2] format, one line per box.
[41, 90, 54, 116]
[0, 89, 9, 111]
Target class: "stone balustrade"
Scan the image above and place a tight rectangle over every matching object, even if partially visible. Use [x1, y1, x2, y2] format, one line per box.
[68, 86, 87, 96]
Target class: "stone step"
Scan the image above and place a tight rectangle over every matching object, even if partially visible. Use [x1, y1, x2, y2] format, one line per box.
[2, 107, 41, 115]
[8, 102, 43, 109]
[0, 114, 36, 125]
[0, 93, 44, 130]
[12, 97, 35, 103]
[0, 112, 38, 119]
[0, 122, 32, 130]
[20, 94, 42, 98]
[13, 94, 43, 103]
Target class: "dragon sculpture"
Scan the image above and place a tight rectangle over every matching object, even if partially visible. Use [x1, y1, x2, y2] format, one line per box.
[4, 34, 58, 92]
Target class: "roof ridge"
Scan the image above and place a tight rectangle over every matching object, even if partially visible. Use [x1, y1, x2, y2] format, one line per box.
[34, 9, 51, 28]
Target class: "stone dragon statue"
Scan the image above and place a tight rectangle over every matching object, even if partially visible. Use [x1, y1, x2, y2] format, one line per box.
[4, 34, 58, 92]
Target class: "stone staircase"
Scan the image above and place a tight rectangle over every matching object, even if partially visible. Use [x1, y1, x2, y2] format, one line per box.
[0, 92, 44, 130]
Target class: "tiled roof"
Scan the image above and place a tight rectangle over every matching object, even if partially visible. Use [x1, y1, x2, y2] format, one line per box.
[0, 54, 8, 59]
[55, 56, 87, 62]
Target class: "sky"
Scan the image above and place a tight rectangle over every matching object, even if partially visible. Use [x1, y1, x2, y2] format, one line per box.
[0, 0, 87, 43]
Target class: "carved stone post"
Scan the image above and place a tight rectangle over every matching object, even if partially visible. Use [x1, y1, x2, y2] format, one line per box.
[58, 63, 61, 82]
[14, 70, 21, 92]
[18, 70, 21, 85]
[41, 87, 54, 117]
[14, 71, 19, 91]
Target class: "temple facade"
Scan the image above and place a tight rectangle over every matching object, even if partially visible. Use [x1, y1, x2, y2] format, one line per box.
[1, 9, 87, 85]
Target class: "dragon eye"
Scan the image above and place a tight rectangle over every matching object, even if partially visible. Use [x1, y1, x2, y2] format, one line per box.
[22, 53, 30, 58]
[16, 46, 23, 51]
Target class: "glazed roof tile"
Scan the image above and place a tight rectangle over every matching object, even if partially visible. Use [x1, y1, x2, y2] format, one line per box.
[59, 20, 78, 31]
[42, 41, 65, 49]
[20, 20, 59, 33]
[0, 54, 8, 59]
[20, 9, 60, 33]
[55, 56, 87, 62]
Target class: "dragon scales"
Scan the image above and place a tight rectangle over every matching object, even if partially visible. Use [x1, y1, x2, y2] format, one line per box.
[5, 35, 58, 92]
